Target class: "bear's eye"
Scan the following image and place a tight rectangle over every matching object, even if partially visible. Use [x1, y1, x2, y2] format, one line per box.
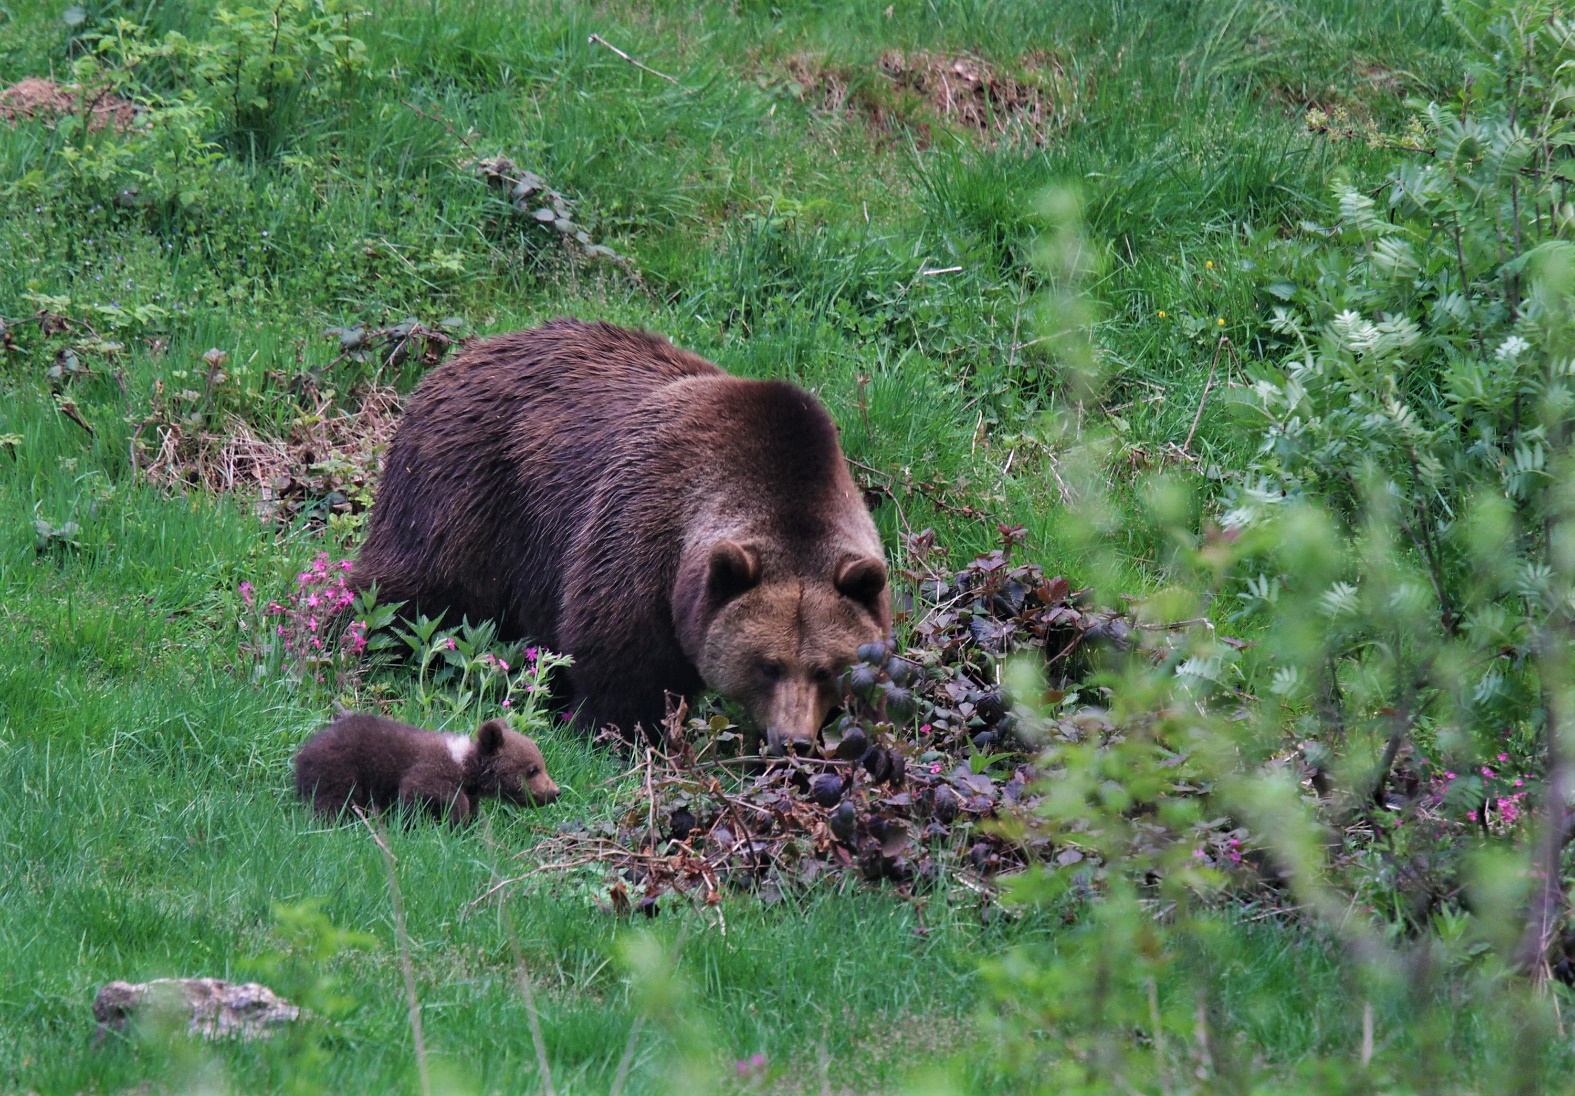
[758, 660, 784, 681]
[811, 667, 833, 684]
[526, 766, 540, 778]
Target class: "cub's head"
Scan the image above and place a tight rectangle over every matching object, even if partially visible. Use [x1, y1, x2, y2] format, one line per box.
[473, 719, 560, 806]
[674, 539, 891, 756]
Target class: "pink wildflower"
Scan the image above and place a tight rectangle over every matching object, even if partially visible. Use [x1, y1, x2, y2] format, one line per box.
[1481, 767, 1496, 779]
[499, 659, 509, 672]
[919, 723, 932, 734]
[502, 699, 511, 708]
[1445, 771, 1457, 780]
[526, 646, 539, 662]
[239, 581, 255, 607]
[1498, 753, 1509, 762]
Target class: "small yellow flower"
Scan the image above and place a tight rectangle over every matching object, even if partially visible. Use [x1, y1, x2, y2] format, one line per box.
[1205, 260, 1214, 269]
[1158, 310, 1167, 318]
[1217, 318, 1226, 326]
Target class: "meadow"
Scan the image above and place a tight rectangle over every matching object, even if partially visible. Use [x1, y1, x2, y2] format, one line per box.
[3, 0, 1567, 1091]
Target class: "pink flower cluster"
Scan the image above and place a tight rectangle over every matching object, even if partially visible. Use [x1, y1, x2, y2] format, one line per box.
[1436, 753, 1532, 833]
[241, 553, 370, 681]
[264, 553, 362, 655]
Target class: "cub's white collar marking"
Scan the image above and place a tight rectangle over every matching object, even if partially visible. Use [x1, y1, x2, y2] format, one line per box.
[443, 734, 474, 766]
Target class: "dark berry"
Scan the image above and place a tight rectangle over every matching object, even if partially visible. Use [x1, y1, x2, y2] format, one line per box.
[835, 725, 869, 760]
[809, 773, 844, 807]
[848, 664, 879, 696]
[883, 684, 915, 723]
[667, 808, 696, 841]
[885, 656, 916, 686]
[862, 746, 892, 783]
[829, 800, 857, 844]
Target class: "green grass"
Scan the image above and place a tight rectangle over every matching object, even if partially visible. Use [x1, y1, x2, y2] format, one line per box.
[0, 0, 1532, 1090]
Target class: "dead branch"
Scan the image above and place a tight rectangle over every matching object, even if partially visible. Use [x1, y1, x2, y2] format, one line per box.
[588, 34, 683, 87]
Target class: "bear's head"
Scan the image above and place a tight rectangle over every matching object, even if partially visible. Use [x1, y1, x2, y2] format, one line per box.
[473, 719, 560, 806]
[675, 539, 891, 756]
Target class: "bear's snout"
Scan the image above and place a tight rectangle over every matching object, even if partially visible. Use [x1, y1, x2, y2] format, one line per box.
[530, 779, 561, 805]
[766, 728, 819, 757]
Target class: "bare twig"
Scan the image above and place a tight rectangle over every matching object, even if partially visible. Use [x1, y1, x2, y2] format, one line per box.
[354, 807, 431, 1096]
[401, 99, 478, 151]
[1360, 1001, 1373, 1068]
[55, 396, 94, 436]
[1181, 335, 1232, 454]
[481, 816, 557, 1096]
[588, 34, 683, 87]
[1005, 268, 1029, 381]
[1518, 624, 1575, 979]
[127, 414, 155, 477]
[846, 456, 997, 528]
[608, 1014, 644, 1096]
[1148, 978, 1172, 1096]
[1369, 683, 1416, 810]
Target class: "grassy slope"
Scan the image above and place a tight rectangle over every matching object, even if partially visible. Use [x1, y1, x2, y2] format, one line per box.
[0, 0, 1489, 1091]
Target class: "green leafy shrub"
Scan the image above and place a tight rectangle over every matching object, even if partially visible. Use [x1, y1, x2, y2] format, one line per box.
[961, 2, 1575, 1087]
[95, 1, 369, 156]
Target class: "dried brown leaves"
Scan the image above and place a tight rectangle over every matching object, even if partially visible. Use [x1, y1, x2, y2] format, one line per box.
[484, 526, 1147, 919]
[781, 50, 1076, 145]
[137, 385, 400, 527]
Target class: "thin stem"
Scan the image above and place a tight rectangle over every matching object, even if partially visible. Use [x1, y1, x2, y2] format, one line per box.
[355, 807, 431, 1096]
[479, 816, 557, 1093]
[608, 1014, 644, 1096]
[1518, 623, 1574, 979]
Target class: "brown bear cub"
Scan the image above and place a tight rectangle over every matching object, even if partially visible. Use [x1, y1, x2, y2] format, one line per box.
[293, 713, 559, 824]
[353, 319, 891, 754]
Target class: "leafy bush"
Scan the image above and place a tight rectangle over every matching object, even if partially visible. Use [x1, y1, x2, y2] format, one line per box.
[954, 1, 1575, 1087]
[94, 1, 368, 155]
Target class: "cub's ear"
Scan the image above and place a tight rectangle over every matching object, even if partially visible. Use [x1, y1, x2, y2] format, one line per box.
[707, 540, 760, 604]
[476, 719, 508, 756]
[835, 556, 887, 605]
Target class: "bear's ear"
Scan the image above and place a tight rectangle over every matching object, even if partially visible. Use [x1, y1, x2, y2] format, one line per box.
[476, 718, 508, 756]
[707, 540, 760, 605]
[835, 556, 887, 606]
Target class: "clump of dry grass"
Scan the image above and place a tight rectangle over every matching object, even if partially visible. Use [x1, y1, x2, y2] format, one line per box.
[780, 50, 1076, 145]
[0, 77, 141, 131]
[138, 386, 401, 527]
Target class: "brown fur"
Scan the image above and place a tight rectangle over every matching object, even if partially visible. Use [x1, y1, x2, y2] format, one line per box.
[293, 713, 559, 824]
[353, 319, 891, 752]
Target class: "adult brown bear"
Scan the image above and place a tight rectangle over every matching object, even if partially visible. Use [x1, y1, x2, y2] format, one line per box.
[354, 319, 890, 753]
